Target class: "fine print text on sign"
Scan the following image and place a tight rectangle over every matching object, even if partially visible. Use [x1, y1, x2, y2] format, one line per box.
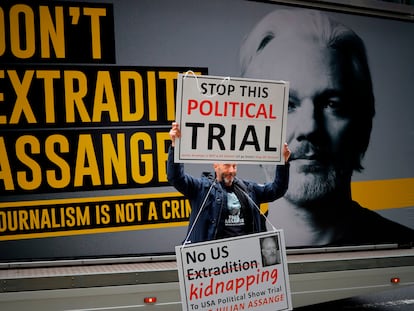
[175, 74, 289, 164]
[175, 231, 293, 311]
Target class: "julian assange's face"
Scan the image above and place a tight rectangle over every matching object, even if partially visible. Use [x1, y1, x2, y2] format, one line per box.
[214, 163, 237, 187]
[261, 238, 278, 265]
[244, 37, 355, 205]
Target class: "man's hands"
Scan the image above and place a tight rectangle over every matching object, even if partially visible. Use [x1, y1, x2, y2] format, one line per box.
[170, 121, 290, 163]
[283, 142, 291, 163]
[169, 122, 181, 147]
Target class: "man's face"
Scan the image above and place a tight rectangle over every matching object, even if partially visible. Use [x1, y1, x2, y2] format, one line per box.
[214, 163, 237, 187]
[245, 37, 355, 205]
[261, 238, 278, 265]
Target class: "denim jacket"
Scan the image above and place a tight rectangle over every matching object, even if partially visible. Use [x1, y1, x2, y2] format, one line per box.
[167, 146, 289, 243]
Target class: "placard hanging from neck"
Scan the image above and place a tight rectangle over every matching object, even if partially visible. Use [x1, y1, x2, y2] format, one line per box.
[175, 230, 293, 311]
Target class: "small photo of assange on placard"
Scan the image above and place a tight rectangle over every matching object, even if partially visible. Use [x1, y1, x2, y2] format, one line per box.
[174, 73, 289, 164]
[175, 230, 293, 311]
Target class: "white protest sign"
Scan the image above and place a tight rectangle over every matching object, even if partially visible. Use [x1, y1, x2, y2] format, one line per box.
[175, 73, 289, 164]
[175, 231, 292, 311]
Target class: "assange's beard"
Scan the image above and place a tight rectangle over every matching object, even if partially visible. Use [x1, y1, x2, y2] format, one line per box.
[260, 163, 337, 206]
[284, 163, 337, 206]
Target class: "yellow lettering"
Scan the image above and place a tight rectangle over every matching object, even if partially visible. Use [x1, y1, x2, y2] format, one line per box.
[7, 211, 18, 231]
[162, 199, 191, 220]
[124, 203, 134, 222]
[77, 206, 90, 226]
[36, 70, 60, 123]
[45, 134, 71, 188]
[41, 209, 51, 229]
[19, 210, 29, 230]
[64, 70, 91, 122]
[135, 202, 143, 221]
[16, 135, 42, 190]
[0, 211, 6, 232]
[156, 132, 169, 182]
[74, 134, 101, 186]
[83, 7, 106, 59]
[148, 201, 158, 220]
[0, 70, 7, 124]
[0, 8, 5, 56]
[0, 206, 94, 234]
[29, 209, 40, 229]
[9, 70, 36, 123]
[51, 208, 61, 228]
[0, 70, 5, 124]
[115, 202, 142, 223]
[102, 133, 127, 185]
[159, 71, 178, 121]
[93, 71, 119, 121]
[120, 71, 144, 121]
[100, 204, 111, 225]
[170, 200, 180, 219]
[66, 206, 76, 227]
[147, 71, 157, 121]
[10, 4, 35, 58]
[115, 203, 125, 223]
[162, 201, 171, 219]
[130, 132, 153, 184]
[184, 199, 191, 218]
[39, 6, 65, 58]
[0, 137, 15, 190]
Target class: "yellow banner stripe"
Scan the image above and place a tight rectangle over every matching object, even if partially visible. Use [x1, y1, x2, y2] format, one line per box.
[0, 221, 189, 241]
[351, 178, 414, 210]
[0, 192, 183, 208]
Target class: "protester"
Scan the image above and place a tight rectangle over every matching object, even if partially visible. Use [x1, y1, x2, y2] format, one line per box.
[167, 122, 290, 243]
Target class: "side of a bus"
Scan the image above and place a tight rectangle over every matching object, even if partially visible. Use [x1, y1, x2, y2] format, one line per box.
[1, 0, 413, 309]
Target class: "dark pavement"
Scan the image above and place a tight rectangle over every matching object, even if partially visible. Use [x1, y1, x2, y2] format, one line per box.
[294, 285, 414, 310]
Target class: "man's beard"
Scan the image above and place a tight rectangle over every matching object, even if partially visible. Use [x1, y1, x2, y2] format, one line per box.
[285, 163, 337, 206]
[222, 174, 235, 186]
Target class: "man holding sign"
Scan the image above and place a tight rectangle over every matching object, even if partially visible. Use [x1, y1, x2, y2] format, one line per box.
[167, 122, 290, 243]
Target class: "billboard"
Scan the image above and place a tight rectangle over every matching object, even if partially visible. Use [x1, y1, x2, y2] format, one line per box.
[1, 0, 413, 261]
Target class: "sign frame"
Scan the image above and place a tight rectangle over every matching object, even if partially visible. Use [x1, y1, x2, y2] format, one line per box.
[175, 73, 289, 164]
[175, 230, 293, 311]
